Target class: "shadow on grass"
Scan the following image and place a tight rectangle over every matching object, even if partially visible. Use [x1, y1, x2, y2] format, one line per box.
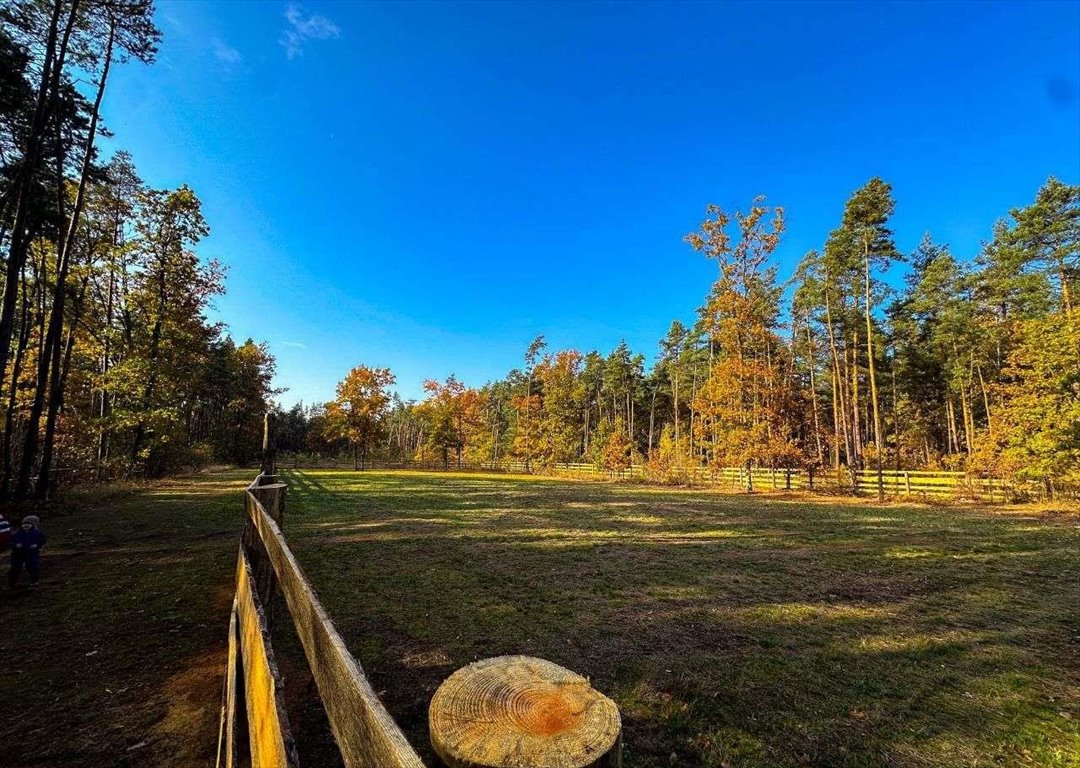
[0, 468, 253, 768]
[273, 469, 1079, 768]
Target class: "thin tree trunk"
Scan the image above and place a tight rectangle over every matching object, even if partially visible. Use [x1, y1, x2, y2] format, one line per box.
[38, 275, 89, 497]
[805, 325, 825, 465]
[0, 0, 78, 395]
[672, 372, 679, 453]
[97, 268, 115, 464]
[959, 385, 974, 455]
[38, 149, 114, 497]
[823, 288, 849, 468]
[946, 396, 958, 454]
[864, 242, 884, 500]
[976, 363, 993, 438]
[0, 261, 35, 500]
[850, 330, 862, 468]
[647, 385, 656, 454]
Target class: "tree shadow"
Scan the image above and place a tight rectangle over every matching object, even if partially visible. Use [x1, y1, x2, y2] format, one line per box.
[275, 470, 1080, 767]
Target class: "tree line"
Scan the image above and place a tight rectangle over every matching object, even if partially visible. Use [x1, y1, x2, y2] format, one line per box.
[0, 0, 276, 501]
[283, 175, 1078, 496]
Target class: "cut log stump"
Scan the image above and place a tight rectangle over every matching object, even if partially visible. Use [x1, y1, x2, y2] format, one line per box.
[429, 655, 622, 768]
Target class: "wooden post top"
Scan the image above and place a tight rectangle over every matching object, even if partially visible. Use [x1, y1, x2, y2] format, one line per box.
[429, 655, 622, 768]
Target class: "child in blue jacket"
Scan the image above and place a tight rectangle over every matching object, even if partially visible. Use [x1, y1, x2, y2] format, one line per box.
[8, 515, 45, 588]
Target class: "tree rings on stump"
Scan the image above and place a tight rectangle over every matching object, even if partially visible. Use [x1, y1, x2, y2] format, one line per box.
[429, 655, 622, 768]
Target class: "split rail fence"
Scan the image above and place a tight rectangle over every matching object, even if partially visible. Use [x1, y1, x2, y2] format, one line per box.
[216, 472, 425, 768]
[281, 453, 1031, 501]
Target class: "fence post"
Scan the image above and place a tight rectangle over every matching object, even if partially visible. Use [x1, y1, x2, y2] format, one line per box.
[904, 471, 911, 495]
[247, 480, 287, 630]
[261, 411, 277, 476]
[808, 465, 814, 490]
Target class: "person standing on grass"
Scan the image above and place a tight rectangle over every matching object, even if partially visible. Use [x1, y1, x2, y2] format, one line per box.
[8, 515, 45, 588]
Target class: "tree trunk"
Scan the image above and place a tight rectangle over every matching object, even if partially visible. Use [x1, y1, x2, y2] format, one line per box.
[0, 0, 75, 393]
[823, 287, 849, 468]
[805, 325, 825, 465]
[647, 385, 656, 454]
[864, 241, 884, 501]
[0, 261, 35, 500]
[946, 396, 959, 454]
[672, 371, 680, 453]
[959, 385, 974, 455]
[976, 363, 993, 438]
[429, 656, 621, 768]
[37, 275, 90, 498]
[850, 331, 862, 469]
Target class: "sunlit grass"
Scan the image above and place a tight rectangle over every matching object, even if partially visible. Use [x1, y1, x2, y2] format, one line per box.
[280, 468, 1080, 768]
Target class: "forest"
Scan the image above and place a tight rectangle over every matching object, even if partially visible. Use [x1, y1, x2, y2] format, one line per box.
[1, 0, 1076, 503]
[289, 177, 1079, 496]
[0, 0, 277, 501]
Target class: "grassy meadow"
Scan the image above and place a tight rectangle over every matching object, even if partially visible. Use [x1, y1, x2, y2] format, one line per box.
[1, 467, 1077, 768]
[280, 469, 1080, 768]
[0, 469, 251, 768]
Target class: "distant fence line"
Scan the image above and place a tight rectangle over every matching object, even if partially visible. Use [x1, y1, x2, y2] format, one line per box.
[278, 453, 1049, 502]
[217, 473, 424, 768]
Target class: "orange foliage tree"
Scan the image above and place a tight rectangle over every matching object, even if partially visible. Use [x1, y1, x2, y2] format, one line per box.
[686, 199, 806, 479]
[420, 375, 486, 468]
[325, 365, 395, 469]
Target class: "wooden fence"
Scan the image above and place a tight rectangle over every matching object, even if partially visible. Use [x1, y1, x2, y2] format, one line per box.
[217, 473, 425, 767]
[853, 469, 1009, 500]
[278, 452, 1064, 502]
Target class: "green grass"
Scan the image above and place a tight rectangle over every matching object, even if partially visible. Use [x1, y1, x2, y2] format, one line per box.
[2, 467, 1077, 768]
[279, 469, 1080, 768]
[0, 469, 250, 768]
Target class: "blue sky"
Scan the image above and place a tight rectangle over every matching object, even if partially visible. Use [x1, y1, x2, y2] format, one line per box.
[102, 0, 1080, 405]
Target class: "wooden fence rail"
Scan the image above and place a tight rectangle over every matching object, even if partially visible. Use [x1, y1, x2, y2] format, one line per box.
[217, 473, 425, 768]
[278, 453, 1074, 502]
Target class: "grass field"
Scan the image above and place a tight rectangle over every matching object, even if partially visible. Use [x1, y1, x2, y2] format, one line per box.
[279, 469, 1080, 768]
[1, 467, 1077, 768]
[0, 469, 250, 768]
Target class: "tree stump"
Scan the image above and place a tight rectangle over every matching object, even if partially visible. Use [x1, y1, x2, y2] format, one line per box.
[429, 656, 622, 768]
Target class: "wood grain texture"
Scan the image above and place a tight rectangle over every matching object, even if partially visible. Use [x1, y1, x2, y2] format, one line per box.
[247, 492, 426, 768]
[215, 599, 240, 768]
[429, 655, 622, 768]
[235, 545, 300, 768]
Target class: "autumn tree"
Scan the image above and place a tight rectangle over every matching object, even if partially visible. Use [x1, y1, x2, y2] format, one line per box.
[686, 198, 805, 477]
[420, 375, 485, 469]
[534, 349, 584, 466]
[325, 365, 395, 470]
[600, 416, 632, 476]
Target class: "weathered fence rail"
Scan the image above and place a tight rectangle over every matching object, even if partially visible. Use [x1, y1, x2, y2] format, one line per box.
[217, 473, 425, 767]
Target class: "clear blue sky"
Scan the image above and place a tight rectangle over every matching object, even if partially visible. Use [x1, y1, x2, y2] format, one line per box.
[102, 0, 1080, 405]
